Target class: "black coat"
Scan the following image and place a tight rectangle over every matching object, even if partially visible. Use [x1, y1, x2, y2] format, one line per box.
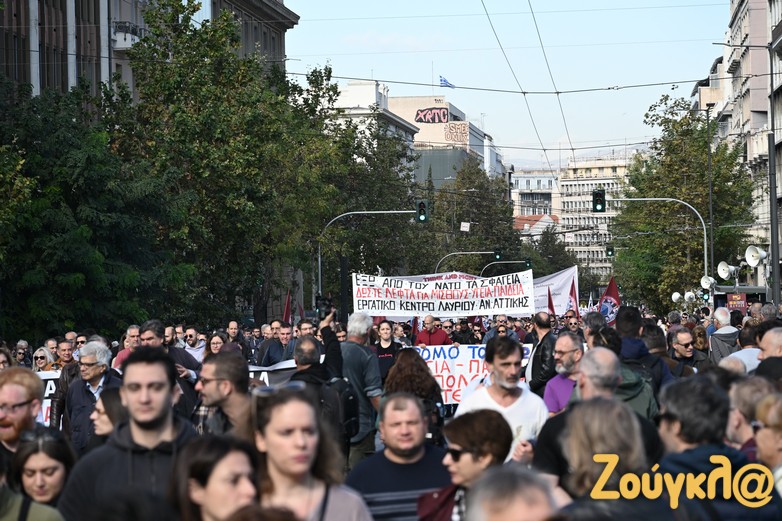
[527, 330, 556, 396]
[66, 370, 122, 455]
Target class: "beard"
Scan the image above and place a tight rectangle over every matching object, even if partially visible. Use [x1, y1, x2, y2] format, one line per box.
[385, 441, 424, 459]
[132, 405, 172, 431]
[0, 415, 33, 443]
[555, 358, 576, 376]
[494, 370, 519, 390]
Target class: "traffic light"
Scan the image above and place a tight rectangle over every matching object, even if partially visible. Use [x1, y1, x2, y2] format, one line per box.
[416, 199, 429, 223]
[606, 245, 614, 257]
[493, 250, 502, 261]
[701, 289, 710, 301]
[523, 258, 532, 269]
[592, 189, 606, 213]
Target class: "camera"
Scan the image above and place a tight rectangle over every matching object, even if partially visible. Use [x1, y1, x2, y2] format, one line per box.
[316, 295, 334, 321]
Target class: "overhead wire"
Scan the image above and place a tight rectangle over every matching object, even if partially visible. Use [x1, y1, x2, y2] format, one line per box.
[525, 0, 576, 168]
[478, 0, 553, 171]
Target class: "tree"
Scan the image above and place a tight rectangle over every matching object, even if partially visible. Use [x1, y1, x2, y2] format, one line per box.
[613, 95, 754, 314]
[0, 79, 158, 339]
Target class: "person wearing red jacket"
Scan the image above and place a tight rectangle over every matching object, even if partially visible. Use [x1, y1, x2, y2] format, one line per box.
[416, 315, 454, 347]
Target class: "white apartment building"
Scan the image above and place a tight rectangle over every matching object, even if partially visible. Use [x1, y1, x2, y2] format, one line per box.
[558, 156, 633, 281]
[511, 169, 559, 217]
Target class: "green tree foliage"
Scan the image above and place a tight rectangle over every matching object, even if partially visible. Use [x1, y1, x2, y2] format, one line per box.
[613, 95, 754, 313]
[0, 79, 156, 339]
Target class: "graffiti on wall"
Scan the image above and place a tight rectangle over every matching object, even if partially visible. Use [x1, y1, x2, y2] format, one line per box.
[415, 107, 449, 123]
[444, 122, 469, 143]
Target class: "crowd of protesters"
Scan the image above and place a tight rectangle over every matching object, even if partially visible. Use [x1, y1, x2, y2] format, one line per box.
[0, 302, 780, 520]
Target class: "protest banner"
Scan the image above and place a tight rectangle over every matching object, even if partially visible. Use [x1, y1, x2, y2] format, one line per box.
[248, 360, 298, 386]
[415, 344, 531, 405]
[533, 266, 579, 315]
[352, 271, 535, 318]
[35, 370, 60, 427]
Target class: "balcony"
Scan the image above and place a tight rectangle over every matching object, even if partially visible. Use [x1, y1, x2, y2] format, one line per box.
[112, 21, 147, 52]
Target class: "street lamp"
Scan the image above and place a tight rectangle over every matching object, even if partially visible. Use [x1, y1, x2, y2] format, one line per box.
[714, 42, 780, 304]
[317, 210, 415, 295]
[480, 260, 526, 277]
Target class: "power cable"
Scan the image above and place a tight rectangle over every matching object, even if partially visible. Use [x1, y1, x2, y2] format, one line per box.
[478, 0, 553, 171]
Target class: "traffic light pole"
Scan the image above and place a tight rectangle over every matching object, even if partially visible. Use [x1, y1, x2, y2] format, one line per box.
[480, 260, 527, 277]
[435, 251, 495, 274]
[317, 210, 415, 295]
[612, 197, 708, 279]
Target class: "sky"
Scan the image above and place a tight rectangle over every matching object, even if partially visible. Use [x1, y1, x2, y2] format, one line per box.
[283, 1, 730, 169]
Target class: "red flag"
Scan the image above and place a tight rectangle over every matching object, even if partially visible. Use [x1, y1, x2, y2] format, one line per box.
[411, 316, 420, 337]
[598, 276, 621, 326]
[297, 300, 305, 321]
[547, 286, 556, 315]
[282, 289, 292, 323]
[568, 279, 580, 319]
[373, 316, 386, 326]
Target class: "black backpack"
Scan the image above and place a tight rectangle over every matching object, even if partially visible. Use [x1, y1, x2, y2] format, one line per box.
[320, 377, 360, 442]
[622, 354, 664, 397]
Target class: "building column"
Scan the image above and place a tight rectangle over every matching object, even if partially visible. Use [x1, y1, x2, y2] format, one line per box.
[28, 0, 39, 95]
[100, 0, 110, 85]
[67, 0, 77, 89]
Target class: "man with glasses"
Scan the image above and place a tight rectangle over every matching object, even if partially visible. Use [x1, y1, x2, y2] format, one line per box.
[484, 314, 519, 344]
[193, 351, 252, 439]
[58, 348, 197, 521]
[183, 326, 205, 363]
[543, 331, 584, 416]
[13, 341, 30, 369]
[0, 367, 44, 461]
[65, 341, 121, 455]
[669, 329, 711, 372]
[563, 315, 584, 340]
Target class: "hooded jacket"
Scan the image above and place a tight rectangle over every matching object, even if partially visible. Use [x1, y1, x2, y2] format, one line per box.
[57, 417, 197, 521]
[614, 365, 658, 420]
[709, 325, 740, 364]
[659, 444, 782, 521]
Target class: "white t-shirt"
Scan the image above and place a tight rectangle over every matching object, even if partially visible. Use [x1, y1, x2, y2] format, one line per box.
[455, 385, 549, 450]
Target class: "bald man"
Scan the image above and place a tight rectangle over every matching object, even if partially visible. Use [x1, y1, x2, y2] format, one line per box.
[416, 315, 453, 347]
[758, 327, 782, 361]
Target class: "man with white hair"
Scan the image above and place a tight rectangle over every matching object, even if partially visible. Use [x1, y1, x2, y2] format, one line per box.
[341, 312, 383, 470]
[709, 307, 740, 365]
[65, 341, 122, 454]
[761, 303, 778, 322]
[758, 327, 782, 361]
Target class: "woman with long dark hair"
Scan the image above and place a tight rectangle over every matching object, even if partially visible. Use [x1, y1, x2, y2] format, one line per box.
[252, 383, 371, 520]
[170, 435, 257, 521]
[10, 426, 76, 507]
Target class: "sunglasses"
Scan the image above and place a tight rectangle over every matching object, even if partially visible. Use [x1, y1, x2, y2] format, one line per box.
[443, 326, 453, 329]
[751, 420, 767, 435]
[568, 322, 578, 326]
[33, 356, 47, 361]
[497, 329, 507, 333]
[446, 447, 471, 462]
[677, 341, 694, 348]
[76, 340, 87, 345]
[16, 352, 25, 356]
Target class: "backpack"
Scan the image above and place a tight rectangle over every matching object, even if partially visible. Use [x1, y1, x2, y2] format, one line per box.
[622, 354, 664, 398]
[319, 377, 360, 443]
[421, 395, 445, 447]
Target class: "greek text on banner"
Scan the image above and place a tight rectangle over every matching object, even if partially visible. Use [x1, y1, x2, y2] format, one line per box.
[352, 270, 535, 317]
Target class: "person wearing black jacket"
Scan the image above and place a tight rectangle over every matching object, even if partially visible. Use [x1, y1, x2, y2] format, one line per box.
[65, 341, 122, 455]
[524, 312, 557, 397]
[290, 311, 343, 438]
[58, 348, 197, 521]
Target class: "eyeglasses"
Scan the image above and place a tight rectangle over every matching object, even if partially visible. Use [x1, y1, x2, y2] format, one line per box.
[33, 356, 47, 361]
[751, 419, 767, 435]
[497, 329, 507, 333]
[197, 376, 225, 386]
[653, 411, 677, 427]
[0, 399, 33, 415]
[76, 340, 87, 345]
[568, 322, 579, 326]
[78, 361, 100, 368]
[554, 349, 578, 357]
[445, 447, 472, 462]
[443, 325, 453, 330]
[676, 341, 694, 348]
